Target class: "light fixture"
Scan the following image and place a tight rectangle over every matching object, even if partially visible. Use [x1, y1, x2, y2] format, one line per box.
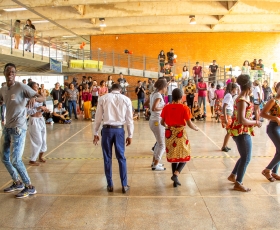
[3, 8, 27, 12]
[62, 35, 77, 38]
[99, 18, 106, 27]
[32, 20, 49, 24]
[189, 15, 196, 25]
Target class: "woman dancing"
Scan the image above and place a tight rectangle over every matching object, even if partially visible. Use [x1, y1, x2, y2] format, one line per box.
[260, 82, 280, 182]
[227, 75, 262, 192]
[149, 79, 167, 171]
[27, 82, 49, 166]
[161, 88, 198, 187]
[221, 83, 238, 152]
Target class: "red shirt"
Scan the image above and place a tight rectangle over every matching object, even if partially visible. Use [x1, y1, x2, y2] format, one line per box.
[192, 66, 202, 77]
[161, 104, 192, 126]
[197, 82, 207, 97]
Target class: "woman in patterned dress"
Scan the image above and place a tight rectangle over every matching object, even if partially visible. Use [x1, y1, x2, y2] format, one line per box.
[161, 88, 198, 187]
[227, 75, 262, 192]
[260, 82, 280, 182]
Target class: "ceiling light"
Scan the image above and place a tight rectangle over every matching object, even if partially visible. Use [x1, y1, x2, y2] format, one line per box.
[99, 18, 106, 27]
[62, 35, 77, 38]
[189, 15, 196, 25]
[3, 8, 27, 12]
[32, 20, 49, 24]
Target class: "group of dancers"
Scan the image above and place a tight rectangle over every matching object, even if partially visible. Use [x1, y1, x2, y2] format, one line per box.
[148, 74, 280, 192]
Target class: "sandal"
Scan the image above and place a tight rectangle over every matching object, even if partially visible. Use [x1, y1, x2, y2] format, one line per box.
[233, 182, 251, 192]
[39, 158, 46, 163]
[262, 169, 276, 182]
[227, 173, 236, 183]
[272, 173, 280, 180]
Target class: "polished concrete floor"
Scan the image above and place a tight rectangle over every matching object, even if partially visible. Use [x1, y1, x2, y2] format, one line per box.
[0, 113, 279, 230]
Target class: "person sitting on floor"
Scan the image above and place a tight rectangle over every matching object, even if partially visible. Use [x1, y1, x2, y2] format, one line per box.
[192, 101, 203, 121]
[53, 102, 71, 124]
[132, 106, 139, 120]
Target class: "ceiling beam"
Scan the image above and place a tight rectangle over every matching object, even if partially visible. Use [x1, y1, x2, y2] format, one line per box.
[72, 5, 85, 16]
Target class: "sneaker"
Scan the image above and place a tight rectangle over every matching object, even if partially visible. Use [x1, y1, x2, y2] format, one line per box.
[152, 165, 166, 171]
[221, 147, 228, 152]
[151, 162, 164, 167]
[4, 182, 24, 193]
[15, 186, 37, 199]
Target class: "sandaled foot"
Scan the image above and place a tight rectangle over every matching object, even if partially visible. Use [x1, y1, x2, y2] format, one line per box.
[29, 161, 40, 166]
[272, 173, 280, 180]
[227, 173, 236, 183]
[233, 182, 251, 192]
[262, 169, 276, 182]
[39, 158, 46, 163]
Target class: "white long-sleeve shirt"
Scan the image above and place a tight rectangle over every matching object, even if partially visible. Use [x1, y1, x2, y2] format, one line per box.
[93, 90, 134, 138]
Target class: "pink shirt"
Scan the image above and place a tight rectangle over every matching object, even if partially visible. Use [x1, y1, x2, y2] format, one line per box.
[98, 86, 108, 96]
[215, 89, 224, 99]
[197, 82, 207, 97]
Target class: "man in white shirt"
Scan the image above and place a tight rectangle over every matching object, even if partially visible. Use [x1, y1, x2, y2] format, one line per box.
[167, 77, 178, 103]
[93, 84, 134, 194]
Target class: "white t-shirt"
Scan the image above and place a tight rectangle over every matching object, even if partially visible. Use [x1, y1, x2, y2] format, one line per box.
[253, 86, 261, 100]
[168, 82, 178, 95]
[222, 93, 234, 111]
[208, 88, 215, 99]
[150, 92, 165, 120]
[182, 71, 189, 80]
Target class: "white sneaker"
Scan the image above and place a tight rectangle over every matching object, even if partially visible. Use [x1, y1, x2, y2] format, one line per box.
[152, 165, 166, 171]
[151, 163, 164, 167]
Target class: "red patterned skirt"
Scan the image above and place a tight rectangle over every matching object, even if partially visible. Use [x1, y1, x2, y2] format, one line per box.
[165, 126, 191, 163]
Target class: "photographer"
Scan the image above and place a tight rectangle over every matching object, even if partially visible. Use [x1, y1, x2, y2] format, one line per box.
[135, 81, 146, 115]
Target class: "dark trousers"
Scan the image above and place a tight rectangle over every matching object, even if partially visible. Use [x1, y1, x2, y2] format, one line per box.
[92, 96, 98, 107]
[137, 98, 145, 113]
[172, 163, 186, 174]
[266, 121, 280, 173]
[186, 95, 194, 111]
[68, 101, 77, 119]
[232, 134, 252, 184]
[101, 127, 127, 187]
[1, 104, 6, 122]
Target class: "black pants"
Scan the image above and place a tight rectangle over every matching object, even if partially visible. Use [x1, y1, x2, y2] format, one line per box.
[172, 163, 186, 174]
[187, 94, 194, 111]
[92, 96, 98, 107]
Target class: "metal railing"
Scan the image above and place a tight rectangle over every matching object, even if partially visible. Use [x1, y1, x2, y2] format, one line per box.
[0, 19, 273, 86]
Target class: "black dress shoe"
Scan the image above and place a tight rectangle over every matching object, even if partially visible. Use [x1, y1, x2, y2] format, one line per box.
[171, 175, 181, 186]
[122, 185, 130, 194]
[107, 186, 113, 192]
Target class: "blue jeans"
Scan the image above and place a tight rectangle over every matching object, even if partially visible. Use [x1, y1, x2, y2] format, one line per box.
[198, 96, 206, 115]
[266, 122, 280, 173]
[168, 95, 172, 103]
[101, 127, 127, 187]
[0, 127, 31, 185]
[232, 134, 252, 184]
[137, 98, 145, 113]
[1, 104, 5, 121]
[68, 100, 77, 118]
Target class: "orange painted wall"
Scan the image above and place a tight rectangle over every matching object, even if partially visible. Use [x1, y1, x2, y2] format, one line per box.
[90, 32, 280, 69]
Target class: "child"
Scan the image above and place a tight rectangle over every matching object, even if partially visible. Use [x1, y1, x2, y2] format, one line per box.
[132, 106, 139, 120]
[192, 101, 203, 121]
[213, 84, 224, 123]
[91, 106, 97, 122]
[208, 83, 216, 118]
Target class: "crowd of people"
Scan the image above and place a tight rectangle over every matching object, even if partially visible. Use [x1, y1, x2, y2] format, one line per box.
[0, 60, 278, 199]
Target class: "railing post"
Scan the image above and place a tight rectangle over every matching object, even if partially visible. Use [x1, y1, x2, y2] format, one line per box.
[143, 55, 146, 77]
[22, 25, 25, 57]
[67, 43, 69, 68]
[55, 40, 57, 61]
[128, 54, 130, 75]
[32, 30, 35, 58]
[41, 32, 43, 60]
[82, 48, 85, 69]
[97, 48, 100, 71]
[48, 37, 51, 61]
[112, 50, 115, 73]
[10, 19, 13, 55]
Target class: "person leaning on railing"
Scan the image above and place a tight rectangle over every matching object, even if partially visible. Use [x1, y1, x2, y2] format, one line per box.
[23, 19, 36, 52]
[12, 20, 21, 49]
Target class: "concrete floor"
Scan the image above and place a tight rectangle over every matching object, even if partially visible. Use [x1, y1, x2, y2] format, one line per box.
[0, 114, 279, 230]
